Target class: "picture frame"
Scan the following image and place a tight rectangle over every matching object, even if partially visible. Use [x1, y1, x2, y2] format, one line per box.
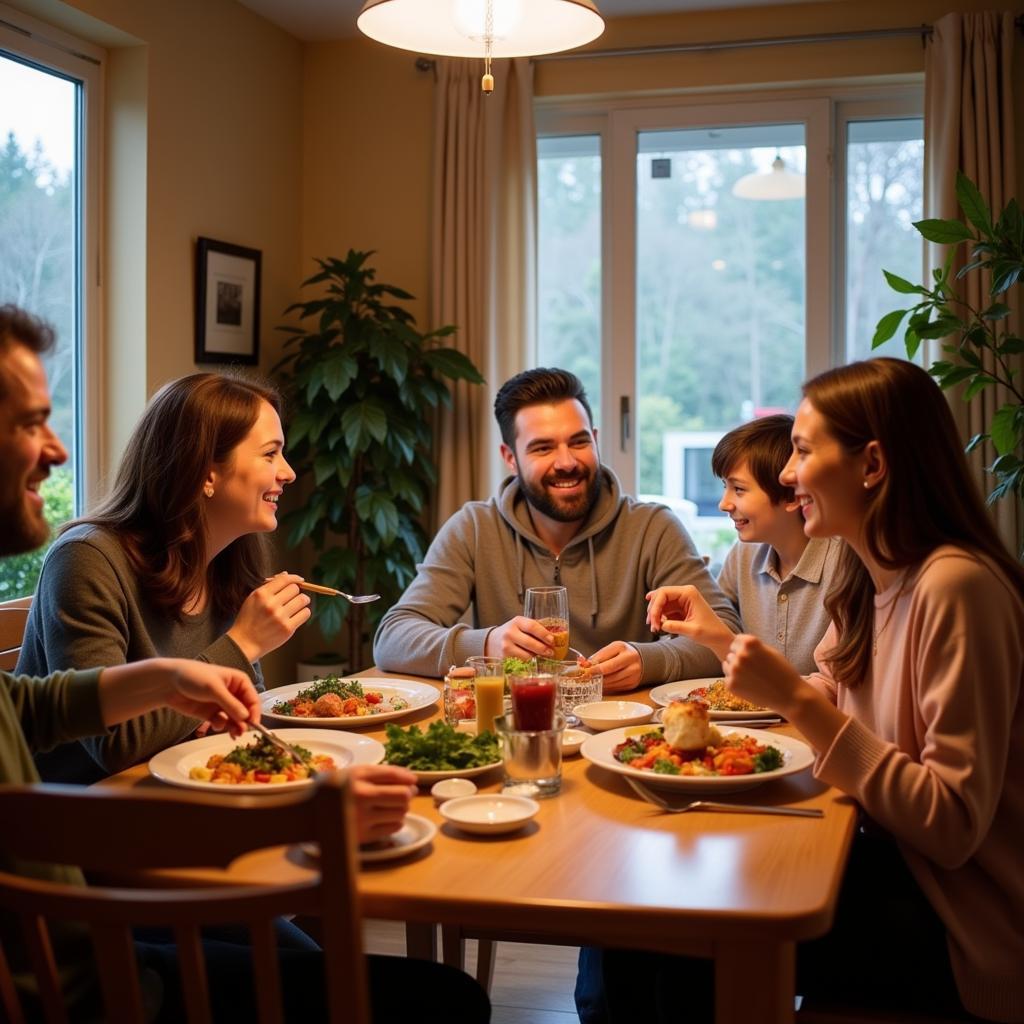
[194, 237, 261, 365]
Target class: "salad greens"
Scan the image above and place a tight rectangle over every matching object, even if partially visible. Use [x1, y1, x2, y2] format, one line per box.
[222, 736, 314, 773]
[384, 721, 499, 770]
[502, 656, 535, 675]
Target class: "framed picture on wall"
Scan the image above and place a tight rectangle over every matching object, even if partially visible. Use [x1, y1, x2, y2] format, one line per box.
[194, 237, 261, 364]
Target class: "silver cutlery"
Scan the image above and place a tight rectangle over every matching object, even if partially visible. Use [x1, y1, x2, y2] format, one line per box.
[265, 578, 380, 603]
[249, 720, 311, 769]
[624, 775, 823, 817]
[650, 709, 783, 728]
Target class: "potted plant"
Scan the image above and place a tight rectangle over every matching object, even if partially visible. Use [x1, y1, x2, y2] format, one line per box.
[875, 172, 1023, 554]
[274, 251, 484, 669]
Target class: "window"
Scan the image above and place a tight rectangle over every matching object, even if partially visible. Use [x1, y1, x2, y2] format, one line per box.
[0, 13, 101, 599]
[537, 89, 923, 558]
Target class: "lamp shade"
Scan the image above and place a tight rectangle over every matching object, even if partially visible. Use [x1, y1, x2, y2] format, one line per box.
[732, 155, 805, 200]
[357, 0, 605, 58]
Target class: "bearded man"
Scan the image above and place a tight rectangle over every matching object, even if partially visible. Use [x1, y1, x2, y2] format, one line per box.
[373, 368, 738, 691]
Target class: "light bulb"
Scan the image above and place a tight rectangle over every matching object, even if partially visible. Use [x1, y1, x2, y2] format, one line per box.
[454, 0, 524, 42]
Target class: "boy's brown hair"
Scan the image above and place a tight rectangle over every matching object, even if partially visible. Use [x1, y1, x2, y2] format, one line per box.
[710, 414, 794, 506]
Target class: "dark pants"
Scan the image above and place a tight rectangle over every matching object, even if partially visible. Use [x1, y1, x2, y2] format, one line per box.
[134, 920, 491, 1023]
[577, 825, 974, 1023]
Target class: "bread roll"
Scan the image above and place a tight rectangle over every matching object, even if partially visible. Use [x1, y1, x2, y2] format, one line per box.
[662, 699, 712, 752]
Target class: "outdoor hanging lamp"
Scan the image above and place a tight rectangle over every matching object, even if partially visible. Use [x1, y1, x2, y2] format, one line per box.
[357, 0, 605, 93]
[732, 153, 805, 200]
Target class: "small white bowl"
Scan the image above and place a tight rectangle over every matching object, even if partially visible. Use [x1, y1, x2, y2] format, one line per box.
[438, 794, 540, 835]
[573, 700, 653, 732]
[430, 777, 478, 805]
[561, 728, 587, 756]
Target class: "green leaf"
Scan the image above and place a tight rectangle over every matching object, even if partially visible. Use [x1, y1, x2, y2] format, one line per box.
[955, 172, 993, 238]
[982, 303, 1012, 321]
[965, 432, 989, 454]
[997, 337, 1024, 355]
[991, 404, 1020, 456]
[904, 330, 921, 360]
[931, 365, 977, 389]
[287, 408, 317, 448]
[913, 218, 974, 245]
[872, 309, 909, 348]
[423, 347, 486, 383]
[883, 269, 925, 295]
[314, 596, 345, 639]
[341, 401, 388, 453]
[963, 375, 997, 401]
[371, 332, 410, 384]
[313, 453, 337, 486]
[323, 351, 358, 401]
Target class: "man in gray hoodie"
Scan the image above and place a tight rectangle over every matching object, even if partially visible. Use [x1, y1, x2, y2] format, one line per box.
[373, 368, 738, 691]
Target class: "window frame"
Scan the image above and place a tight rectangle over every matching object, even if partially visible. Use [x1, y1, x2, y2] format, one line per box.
[536, 79, 923, 491]
[0, 2, 104, 510]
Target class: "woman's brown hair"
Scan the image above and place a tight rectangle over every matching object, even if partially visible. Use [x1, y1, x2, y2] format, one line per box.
[72, 372, 283, 622]
[806, 357, 1024, 687]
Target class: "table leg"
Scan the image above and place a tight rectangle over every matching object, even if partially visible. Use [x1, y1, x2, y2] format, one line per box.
[441, 924, 467, 970]
[714, 939, 794, 1024]
[405, 921, 437, 961]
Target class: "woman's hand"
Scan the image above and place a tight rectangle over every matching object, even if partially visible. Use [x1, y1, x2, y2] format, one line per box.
[348, 764, 418, 844]
[646, 585, 735, 661]
[228, 573, 311, 662]
[98, 658, 260, 736]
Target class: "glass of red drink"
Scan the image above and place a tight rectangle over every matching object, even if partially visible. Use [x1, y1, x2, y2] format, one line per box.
[509, 674, 557, 731]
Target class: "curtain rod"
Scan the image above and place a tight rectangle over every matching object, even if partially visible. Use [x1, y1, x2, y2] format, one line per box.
[415, 15, 1024, 70]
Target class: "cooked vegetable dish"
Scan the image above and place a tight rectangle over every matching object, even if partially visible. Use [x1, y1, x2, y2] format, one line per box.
[270, 676, 408, 719]
[613, 728, 784, 777]
[188, 736, 334, 785]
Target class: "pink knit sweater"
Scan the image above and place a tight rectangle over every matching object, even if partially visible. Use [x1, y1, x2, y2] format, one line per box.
[808, 546, 1024, 1023]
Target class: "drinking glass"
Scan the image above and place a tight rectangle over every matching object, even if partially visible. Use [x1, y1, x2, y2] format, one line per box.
[524, 586, 569, 660]
[494, 712, 566, 798]
[443, 665, 477, 727]
[539, 658, 603, 727]
[509, 673, 558, 731]
[465, 656, 505, 736]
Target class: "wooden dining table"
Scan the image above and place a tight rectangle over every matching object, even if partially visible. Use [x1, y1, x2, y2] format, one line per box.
[101, 671, 858, 1024]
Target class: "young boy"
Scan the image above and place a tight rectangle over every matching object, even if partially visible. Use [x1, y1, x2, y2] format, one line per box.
[648, 415, 840, 675]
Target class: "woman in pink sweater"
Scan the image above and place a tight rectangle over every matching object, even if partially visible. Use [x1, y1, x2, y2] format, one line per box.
[619, 358, 1024, 1023]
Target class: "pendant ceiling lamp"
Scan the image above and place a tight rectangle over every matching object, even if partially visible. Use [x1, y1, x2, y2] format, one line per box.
[732, 154, 805, 200]
[357, 0, 605, 93]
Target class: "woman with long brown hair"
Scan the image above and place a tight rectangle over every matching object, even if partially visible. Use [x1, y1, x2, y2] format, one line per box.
[603, 358, 1024, 1022]
[20, 372, 312, 782]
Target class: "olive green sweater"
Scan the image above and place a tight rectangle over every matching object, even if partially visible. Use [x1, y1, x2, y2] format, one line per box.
[18, 524, 262, 782]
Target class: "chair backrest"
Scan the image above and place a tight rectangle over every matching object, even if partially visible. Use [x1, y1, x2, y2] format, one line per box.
[0, 597, 32, 672]
[0, 774, 369, 1024]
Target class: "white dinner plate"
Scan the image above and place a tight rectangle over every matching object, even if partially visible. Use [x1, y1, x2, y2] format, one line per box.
[302, 813, 438, 863]
[260, 678, 438, 728]
[580, 725, 814, 794]
[648, 678, 773, 720]
[148, 728, 385, 793]
[406, 761, 503, 785]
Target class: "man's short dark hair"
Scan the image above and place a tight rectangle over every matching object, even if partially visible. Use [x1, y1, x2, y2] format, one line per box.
[710, 414, 794, 506]
[493, 367, 594, 447]
[0, 305, 55, 398]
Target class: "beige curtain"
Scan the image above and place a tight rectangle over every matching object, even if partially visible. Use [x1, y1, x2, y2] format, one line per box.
[430, 57, 537, 529]
[924, 11, 1022, 554]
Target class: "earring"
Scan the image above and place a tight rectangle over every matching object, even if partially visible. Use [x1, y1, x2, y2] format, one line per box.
[863, 481, 870, 489]
[204, 486, 214, 498]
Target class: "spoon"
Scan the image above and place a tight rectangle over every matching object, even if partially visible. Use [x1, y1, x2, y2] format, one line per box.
[265, 578, 380, 603]
[623, 775, 824, 818]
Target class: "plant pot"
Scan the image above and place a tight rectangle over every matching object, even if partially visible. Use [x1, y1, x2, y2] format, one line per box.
[296, 653, 349, 683]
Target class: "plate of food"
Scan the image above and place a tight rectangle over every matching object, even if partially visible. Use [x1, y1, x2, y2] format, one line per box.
[648, 677, 774, 720]
[261, 676, 437, 728]
[580, 700, 813, 793]
[383, 720, 502, 784]
[148, 728, 385, 793]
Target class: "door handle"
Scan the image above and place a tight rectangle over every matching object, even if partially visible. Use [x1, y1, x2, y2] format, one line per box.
[620, 395, 631, 452]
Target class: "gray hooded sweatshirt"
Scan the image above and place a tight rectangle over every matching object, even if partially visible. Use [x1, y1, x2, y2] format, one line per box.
[373, 466, 740, 683]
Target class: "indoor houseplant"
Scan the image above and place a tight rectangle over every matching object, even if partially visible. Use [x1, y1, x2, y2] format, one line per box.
[275, 250, 484, 668]
[875, 172, 1023, 553]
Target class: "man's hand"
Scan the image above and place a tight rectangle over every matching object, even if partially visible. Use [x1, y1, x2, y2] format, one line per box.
[646, 585, 735, 661]
[348, 764, 418, 844]
[98, 658, 260, 736]
[227, 573, 311, 662]
[485, 616, 560, 660]
[587, 641, 642, 693]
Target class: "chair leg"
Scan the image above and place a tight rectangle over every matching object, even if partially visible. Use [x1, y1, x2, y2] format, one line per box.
[475, 939, 497, 993]
[441, 924, 466, 970]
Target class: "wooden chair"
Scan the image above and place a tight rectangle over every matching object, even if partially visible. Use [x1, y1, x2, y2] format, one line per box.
[0, 596, 32, 671]
[0, 773, 369, 1024]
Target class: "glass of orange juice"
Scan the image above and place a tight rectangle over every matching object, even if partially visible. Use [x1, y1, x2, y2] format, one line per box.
[465, 655, 505, 736]
[524, 586, 569, 660]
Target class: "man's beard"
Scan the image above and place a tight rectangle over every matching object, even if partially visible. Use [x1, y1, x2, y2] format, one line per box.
[0, 493, 50, 556]
[517, 465, 601, 524]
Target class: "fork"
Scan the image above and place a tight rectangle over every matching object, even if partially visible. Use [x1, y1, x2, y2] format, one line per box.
[249, 720, 310, 769]
[623, 775, 824, 818]
[265, 577, 380, 603]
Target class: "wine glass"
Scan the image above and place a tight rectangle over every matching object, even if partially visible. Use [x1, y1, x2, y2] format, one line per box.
[524, 586, 569, 660]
